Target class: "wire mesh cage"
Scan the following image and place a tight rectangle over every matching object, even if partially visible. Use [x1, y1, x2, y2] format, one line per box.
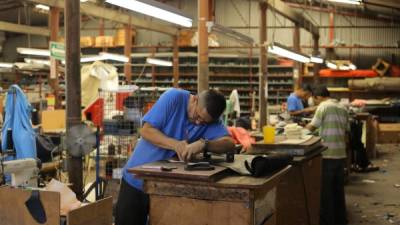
[97, 86, 144, 180]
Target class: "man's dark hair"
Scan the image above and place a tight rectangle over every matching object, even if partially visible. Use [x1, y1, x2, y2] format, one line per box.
[313, 86, 330, 97]
[199, 89, 226, 121]
[300, 84, 313, 93]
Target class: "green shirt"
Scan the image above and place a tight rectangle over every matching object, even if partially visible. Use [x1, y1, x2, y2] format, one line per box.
[311, 99, 349, 159]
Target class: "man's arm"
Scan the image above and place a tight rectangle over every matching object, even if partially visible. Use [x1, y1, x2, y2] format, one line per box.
[208, 136, 235, 154]
[289, 106, 317, 116]
[184, 136, 235, 161]
[140, 122, 187, 160]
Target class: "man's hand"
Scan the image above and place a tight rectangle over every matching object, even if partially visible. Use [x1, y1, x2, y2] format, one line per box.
[173, 140, 188, 161]
[184, 139, 206, 161]
[303, 106, 317, 114]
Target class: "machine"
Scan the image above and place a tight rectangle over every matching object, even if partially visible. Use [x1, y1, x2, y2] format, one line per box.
[0, 158, 39, 187]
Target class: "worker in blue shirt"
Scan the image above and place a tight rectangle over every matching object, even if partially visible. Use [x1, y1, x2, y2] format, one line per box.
[115, 88, 235, 225]
[286, 84, 316, 120]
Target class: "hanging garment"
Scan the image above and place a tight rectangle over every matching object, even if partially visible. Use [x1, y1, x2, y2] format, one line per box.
[1, 85, 36, 159]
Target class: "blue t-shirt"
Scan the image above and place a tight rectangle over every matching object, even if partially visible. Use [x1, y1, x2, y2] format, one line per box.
[287, 93, 304, 112]
[122, 88, 229, 190]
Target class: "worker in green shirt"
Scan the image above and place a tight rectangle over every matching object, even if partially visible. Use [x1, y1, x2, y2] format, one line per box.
[306, 86, 349, 225]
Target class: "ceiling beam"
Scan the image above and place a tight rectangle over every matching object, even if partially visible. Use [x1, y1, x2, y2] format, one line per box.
[257, 0, 319, 37]
[0, 20, 50, 36]
[27, 0, 178, 35]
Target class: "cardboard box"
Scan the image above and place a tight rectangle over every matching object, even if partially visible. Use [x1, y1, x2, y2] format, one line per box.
[114, 28, 136, 46]
[0, 186, 112, 225]
[95, 36, 114, 48]
[80, 36, 95, 48]
[41, 110, 66, 133]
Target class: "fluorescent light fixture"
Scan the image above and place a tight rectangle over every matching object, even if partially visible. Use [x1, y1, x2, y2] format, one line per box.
[267, 43, 310, 63]
[99, 52, 129, 63]
[24, 58, 50, 66]
[105, 0, 192, 27]
[80, 55, 105, 63]
[17, 47, 50, 57]
[35, 4, 50, 10]
[0, 62, 13, 68]
[146, 57, 173, 67]
[326, 61, 338, 69]
[62, 55, 107, 64]
[327, 0, 362, 5]
[206, 22, 254, 45]
[310, 56, 324, 64]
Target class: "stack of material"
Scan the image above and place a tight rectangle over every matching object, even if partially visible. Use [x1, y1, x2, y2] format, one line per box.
[114, 28, 136, 46]
[284, 123, 302, 139]
[95, 36, 114, 47]
[80, 36, 95, 48]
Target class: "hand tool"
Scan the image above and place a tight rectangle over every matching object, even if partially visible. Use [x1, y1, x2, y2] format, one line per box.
[184, 161, 215, 171]
[141, 165, 177, 172]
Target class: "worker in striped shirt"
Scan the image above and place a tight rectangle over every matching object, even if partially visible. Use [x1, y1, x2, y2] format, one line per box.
[306, 86, 349, 225]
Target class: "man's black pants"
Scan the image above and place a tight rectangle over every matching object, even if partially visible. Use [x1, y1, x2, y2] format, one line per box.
[115, 178, 149, 225]
[320, 159, 347, 225]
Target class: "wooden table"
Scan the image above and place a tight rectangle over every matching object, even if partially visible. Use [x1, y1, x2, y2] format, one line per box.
[275, 146, 325, 225]
[248, 140, 326, 225]
[129, 162, 291, 225]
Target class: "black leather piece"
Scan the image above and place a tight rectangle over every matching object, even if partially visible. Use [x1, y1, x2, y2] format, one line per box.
[245, 154, 293, 177]
[25, 190, 47, 224]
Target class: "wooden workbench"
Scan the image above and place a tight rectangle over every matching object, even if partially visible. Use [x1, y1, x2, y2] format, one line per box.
[248, 143, 326, 225]
[129, 162, 291, 225]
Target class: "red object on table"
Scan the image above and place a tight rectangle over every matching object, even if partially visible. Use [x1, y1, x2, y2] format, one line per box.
[319, 69, 378, 78]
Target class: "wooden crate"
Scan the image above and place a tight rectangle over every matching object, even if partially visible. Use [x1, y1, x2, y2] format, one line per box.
[114, 28, 136, 46]
[0, 186, 113, 225]
[378, 123, 400, 143]
[95, 36, 114, 48]
[80, 36, 95, 48]
[56, 36, 95, 48]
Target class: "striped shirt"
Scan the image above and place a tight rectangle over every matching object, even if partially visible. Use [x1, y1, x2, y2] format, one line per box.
[310, 99, 349, 159]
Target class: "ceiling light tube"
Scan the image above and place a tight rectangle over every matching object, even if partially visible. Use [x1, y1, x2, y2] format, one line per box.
[0, 62, 13, 68]
[310, 56, 324, 64]
[326, 61, 338, 70]
[35, 4, 50, 11]
[267, 43, 310, 63]
[207, 22, 254, 45]
[17, 48, 50, 57]
[99, 52, 129, 63]
[105, 0, 193, 27]
[146, 58, 172, 67]
[24, 58, 50, 66]
[327, 0, 362, 5]
[80, 55, 106, 63]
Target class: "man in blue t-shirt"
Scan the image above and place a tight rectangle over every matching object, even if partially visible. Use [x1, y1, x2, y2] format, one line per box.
[115, 88, 235, 225]
[287, 84, 316, 120]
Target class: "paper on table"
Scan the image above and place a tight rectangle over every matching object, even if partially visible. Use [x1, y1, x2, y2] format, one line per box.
[279, 135, 313, 144]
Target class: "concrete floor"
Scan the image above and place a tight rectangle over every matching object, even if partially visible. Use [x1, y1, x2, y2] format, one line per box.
[347, 144, 400, 225]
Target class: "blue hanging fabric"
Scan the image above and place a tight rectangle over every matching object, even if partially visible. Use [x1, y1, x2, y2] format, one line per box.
[1, 85, 36, 159]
